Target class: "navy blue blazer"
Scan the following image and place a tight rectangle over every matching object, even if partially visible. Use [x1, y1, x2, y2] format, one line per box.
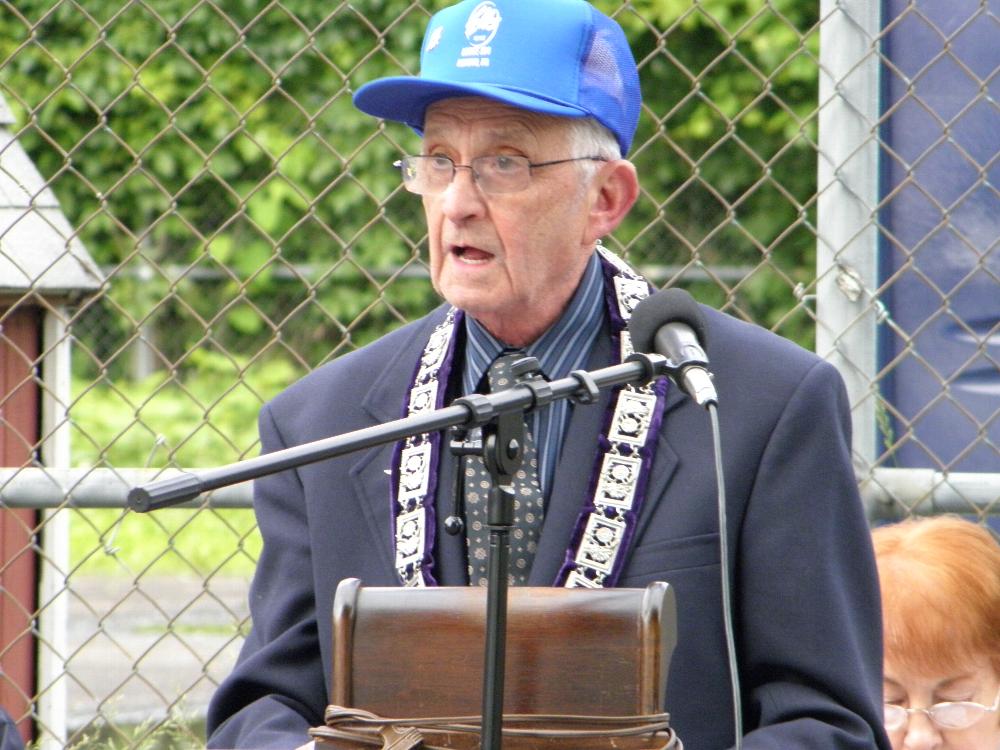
[0, 709, 24, 750]
[206, 303, 890, 750]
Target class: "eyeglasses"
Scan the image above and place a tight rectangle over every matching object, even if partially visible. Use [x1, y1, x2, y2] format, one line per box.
[393, 154, 608, 195]
[884, 686, 1000, 731]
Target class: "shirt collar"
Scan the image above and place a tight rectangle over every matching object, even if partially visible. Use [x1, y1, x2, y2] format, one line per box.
[463, 252, 606, 394]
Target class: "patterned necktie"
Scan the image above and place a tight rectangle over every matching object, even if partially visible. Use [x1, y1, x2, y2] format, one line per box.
[464, 350, 545, 586]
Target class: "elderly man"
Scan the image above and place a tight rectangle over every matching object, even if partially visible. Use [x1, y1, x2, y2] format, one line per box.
[206, 1, 889, 748]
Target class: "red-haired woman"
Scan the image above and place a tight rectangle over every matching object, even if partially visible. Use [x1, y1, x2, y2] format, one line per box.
[873, 516, 1000, 750]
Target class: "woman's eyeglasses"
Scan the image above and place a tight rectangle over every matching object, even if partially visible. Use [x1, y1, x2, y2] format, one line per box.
[884, 685, 1000, 731]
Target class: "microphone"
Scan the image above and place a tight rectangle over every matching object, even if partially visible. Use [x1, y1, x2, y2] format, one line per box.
[630, 288, 741, 747]
[628, 288, 718, 407]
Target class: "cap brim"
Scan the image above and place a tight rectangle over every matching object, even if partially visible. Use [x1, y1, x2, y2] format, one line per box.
[353, 77, 589, 133]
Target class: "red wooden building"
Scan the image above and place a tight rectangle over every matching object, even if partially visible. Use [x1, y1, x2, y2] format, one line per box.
[0, 93, 101, 746]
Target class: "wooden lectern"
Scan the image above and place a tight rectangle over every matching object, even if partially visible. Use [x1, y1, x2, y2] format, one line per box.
[310, 578, 680, 749]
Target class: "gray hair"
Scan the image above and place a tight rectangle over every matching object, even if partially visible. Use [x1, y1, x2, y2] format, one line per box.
[567, 117, 622, 183]
[569, 117, 622, 161]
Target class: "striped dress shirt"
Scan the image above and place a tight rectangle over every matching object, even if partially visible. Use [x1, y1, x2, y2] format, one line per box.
[461, 252, 606, 496]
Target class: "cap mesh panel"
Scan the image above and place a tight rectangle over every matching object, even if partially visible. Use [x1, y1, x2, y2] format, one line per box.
[580, 12, 641, 153]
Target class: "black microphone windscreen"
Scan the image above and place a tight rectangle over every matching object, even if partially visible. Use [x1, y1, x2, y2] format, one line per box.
[627, 288, 708, 354]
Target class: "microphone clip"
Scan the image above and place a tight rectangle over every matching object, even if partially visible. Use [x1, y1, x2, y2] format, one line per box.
[445, 425, 483, 535]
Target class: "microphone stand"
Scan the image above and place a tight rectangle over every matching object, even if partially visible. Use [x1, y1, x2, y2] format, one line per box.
[476, 355, 541, 750]
[127, 352, 668, 512]
[127, 352, 669, 750]
[478, 390, 519, 750]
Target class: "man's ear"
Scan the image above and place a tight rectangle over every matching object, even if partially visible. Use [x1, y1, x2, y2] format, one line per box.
[584, 159, 639, 244]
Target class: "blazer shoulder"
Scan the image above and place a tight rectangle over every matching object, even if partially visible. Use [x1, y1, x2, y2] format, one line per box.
[700, 305, 846, 408]
[703, 305, 831, 374]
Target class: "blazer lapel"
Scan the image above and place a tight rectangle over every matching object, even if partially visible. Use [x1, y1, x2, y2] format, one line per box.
[527, 331, 614, 584]
[527, 330, 689, 585]
[349, 306, 470, 585]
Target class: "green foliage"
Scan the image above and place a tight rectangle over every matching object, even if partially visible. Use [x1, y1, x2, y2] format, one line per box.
[1, 0, 443, 379]
[605, 0, 819, 346]
[1, 0, 820, 383]
[71, 349, 292, 467]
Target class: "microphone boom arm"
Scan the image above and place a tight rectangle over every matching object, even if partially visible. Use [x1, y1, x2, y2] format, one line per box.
[127, 353, 668, 511]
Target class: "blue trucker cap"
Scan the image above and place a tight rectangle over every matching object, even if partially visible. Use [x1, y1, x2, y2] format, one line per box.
[353, 0, 641, 155]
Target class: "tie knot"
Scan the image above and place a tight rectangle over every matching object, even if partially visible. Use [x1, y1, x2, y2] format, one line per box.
[488, 349, 528, 391]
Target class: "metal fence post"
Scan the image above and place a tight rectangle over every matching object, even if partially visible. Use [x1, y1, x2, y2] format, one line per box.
[37, 309, 72, 750]
[816, 0, 883, 495]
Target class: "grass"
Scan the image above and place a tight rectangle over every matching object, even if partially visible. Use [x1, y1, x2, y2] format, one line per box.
[59, 715, 207, 750]
[70, 506, 261, 577]
[67, 352, 292, 577]
[133, 621, 252, 637]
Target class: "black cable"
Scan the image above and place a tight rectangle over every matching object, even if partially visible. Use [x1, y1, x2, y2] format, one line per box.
[708, 402, 742, 750]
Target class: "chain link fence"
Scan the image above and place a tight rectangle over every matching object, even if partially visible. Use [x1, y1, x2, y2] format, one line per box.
[0, 1, 997, 747]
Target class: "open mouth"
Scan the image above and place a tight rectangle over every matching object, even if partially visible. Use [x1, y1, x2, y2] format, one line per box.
[452, 245, 493, 263]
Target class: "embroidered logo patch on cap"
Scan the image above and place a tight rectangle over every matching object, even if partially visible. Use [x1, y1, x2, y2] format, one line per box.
[459, 1, 501, 68]
[425, 25, 444, 52]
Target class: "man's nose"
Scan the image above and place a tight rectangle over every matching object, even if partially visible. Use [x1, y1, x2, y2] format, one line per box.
[902, 713, 942, 750]
[440, 165, 486, 221]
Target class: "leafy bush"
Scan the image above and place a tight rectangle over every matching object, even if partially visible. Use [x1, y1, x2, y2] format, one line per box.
[1, 0, 819, 386]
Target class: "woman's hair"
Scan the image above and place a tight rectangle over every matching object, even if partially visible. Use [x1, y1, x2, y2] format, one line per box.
[873, 516, 1000, 676]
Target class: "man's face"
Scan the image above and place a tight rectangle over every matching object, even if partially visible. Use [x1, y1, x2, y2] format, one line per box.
[420, 97, 601, 346]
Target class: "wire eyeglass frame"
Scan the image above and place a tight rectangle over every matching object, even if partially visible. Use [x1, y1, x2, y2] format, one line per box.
[393, 154, 609, 195]
[883, 685, 1000, 731]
